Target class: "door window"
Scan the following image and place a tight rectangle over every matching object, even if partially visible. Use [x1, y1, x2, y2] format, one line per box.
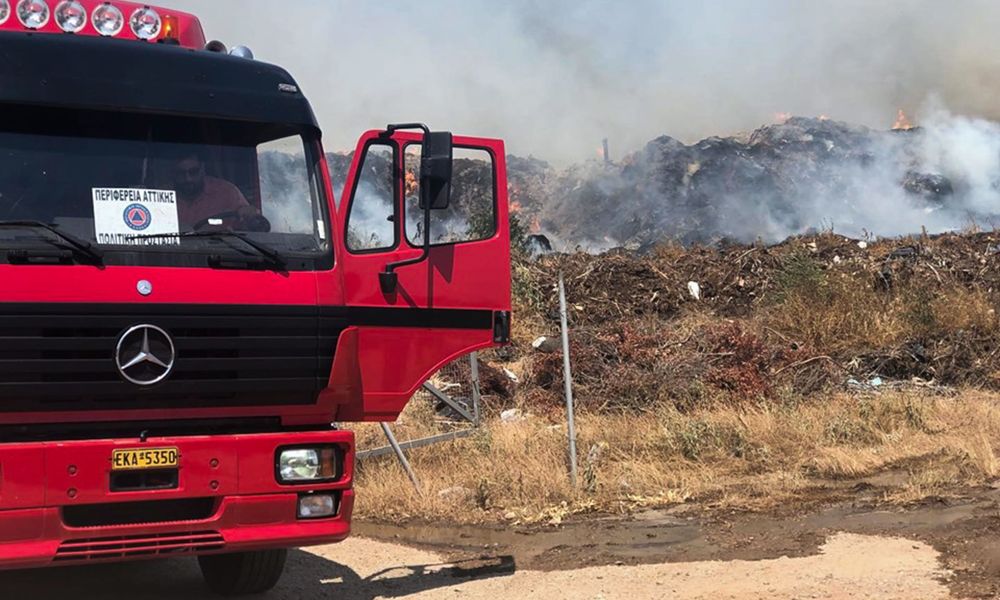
[404, 145, 496, 246]
[345, 143, 396, 252]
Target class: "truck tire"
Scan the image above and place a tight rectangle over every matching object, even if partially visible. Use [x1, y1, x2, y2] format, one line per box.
[198, 549, 288, 596]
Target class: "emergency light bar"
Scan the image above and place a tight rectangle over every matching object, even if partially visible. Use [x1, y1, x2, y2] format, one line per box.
[0, 0, 206, 48]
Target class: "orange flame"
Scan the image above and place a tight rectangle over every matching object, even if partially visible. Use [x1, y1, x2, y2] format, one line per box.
[404, 170, 418, 196]
[892, 109, 915, 131]
[510, 201, 523, 214]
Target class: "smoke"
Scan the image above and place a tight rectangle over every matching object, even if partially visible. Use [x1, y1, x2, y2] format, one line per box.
[166, 1, 1000, 245]
[535, 106, 1000, 248]
[917, 104, 1000, 215]
[169, 0, 1000, 164]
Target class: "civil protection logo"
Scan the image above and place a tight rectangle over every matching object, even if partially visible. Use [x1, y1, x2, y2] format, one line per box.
[124, 204, 153, 231]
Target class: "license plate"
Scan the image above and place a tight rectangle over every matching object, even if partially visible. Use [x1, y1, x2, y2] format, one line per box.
[112, 448, 180, 471]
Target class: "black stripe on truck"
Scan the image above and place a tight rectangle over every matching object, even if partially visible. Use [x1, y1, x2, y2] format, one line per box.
[0, 303, 494, 413]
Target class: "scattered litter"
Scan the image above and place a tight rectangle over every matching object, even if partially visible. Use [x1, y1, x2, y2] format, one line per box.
[532, 336, 561, 353]
[687, 281, 702, 301]
[847, 376, 884, 391]
[858, 241, 868, 249]
[888, 247, 918, 260]
[501, 408, 524, 423]
[502, 368, 520, 383]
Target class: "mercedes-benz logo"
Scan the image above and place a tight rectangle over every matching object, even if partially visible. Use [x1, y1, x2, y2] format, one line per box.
[115, 325, 176, 386]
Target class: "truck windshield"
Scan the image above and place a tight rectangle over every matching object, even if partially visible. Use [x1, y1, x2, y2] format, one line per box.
[0, 105, 331, 270]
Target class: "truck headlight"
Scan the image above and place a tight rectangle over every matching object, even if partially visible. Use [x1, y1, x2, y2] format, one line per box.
[277, 447, 340, 483]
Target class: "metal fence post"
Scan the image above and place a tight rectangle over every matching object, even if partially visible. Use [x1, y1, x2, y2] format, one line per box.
[381, 423, 421, 494]
[470, 352, 482, 426]
[559, 272, 579, 488]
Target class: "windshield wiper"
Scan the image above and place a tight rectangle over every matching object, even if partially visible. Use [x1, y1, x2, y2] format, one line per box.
[0, 220, 104, 264]
[129, 231, 286, 269]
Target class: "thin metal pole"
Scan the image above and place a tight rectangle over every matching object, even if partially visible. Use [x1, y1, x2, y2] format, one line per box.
[558, 273, 579, 488]
[381, 423, 421, 494]
[470, 352, 482, 426]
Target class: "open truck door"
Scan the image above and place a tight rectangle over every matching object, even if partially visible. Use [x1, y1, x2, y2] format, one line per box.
[328, 126, 512, 422]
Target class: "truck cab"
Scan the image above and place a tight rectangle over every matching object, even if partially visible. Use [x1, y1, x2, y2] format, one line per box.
[0, 1, 511, 594]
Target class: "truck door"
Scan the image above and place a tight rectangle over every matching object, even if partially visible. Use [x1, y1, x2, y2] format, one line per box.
[331, 129, 512, 421]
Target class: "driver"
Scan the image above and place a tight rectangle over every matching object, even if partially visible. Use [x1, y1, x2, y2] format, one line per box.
[171, 151, 258, 229]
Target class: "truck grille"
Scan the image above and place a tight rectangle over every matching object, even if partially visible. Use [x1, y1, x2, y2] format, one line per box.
[54, 531, 225, 562]
[0, 304, 345, 412]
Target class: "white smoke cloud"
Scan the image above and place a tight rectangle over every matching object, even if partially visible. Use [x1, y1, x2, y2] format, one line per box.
[164, 0, 1000, 164]
[917, 101, 1000, 216]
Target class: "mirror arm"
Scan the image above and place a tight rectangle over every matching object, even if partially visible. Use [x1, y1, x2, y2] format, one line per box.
[383, 123, 430, 138]
[380, 122, 434, 295]
[380, 205, 431, 295]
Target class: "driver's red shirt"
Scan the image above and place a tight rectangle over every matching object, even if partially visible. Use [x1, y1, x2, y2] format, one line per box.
[177, 177, 250, 228]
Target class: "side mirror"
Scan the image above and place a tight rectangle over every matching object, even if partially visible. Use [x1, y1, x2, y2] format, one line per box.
[420, 131, 453, 210]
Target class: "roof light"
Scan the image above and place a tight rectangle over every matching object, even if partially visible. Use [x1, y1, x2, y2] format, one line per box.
[91, 2, 123, 36]
[159, 12, 177, 42]
[54, 0, 86, 33]
[16, 0, 49, 29]
[0, 0, 10, 26]
[129, 6, 160, 40]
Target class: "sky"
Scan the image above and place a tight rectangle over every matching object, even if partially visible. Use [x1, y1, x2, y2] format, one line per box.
[169, 0, 1000, 163]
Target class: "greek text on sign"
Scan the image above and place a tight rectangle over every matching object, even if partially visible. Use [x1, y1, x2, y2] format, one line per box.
[92, 188, 180, 246]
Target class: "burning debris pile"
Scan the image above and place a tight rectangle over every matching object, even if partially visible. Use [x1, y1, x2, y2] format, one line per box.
[511, 112, 1000, 250]
[506, 230, 1000, 412]
[325, 110, 1000, 254]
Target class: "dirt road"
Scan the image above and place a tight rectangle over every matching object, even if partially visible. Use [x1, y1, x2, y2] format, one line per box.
[7, 490, 1000, 599]
[0, 533, 951, 599]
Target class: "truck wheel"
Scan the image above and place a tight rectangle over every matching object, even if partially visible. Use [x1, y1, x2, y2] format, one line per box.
[198, 549, 288, 596]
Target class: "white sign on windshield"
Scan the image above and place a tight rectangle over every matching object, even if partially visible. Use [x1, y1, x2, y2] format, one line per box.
[92, 188, 180, 246]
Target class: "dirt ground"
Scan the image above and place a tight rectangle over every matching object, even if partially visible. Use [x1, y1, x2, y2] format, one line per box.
[5, 487, 1000, 599]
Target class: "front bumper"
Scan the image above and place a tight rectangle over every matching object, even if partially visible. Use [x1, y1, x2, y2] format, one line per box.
[0, 430, 354, 570]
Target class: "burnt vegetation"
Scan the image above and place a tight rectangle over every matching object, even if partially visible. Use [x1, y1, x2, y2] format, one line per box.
[508, 231, 1000, 413]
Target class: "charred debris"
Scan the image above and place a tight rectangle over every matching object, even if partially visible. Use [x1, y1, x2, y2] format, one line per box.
[512, 116, 986, 252]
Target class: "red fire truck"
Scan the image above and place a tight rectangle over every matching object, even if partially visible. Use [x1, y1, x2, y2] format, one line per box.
[0, 1, 511, 594]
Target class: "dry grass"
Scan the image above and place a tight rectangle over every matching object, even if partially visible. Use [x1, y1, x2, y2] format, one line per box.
[764, 259, 1000, 355]
[766, 268, 911, 354]
[354, 389, 1000, 523]
[353, 235, 1000, 523]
